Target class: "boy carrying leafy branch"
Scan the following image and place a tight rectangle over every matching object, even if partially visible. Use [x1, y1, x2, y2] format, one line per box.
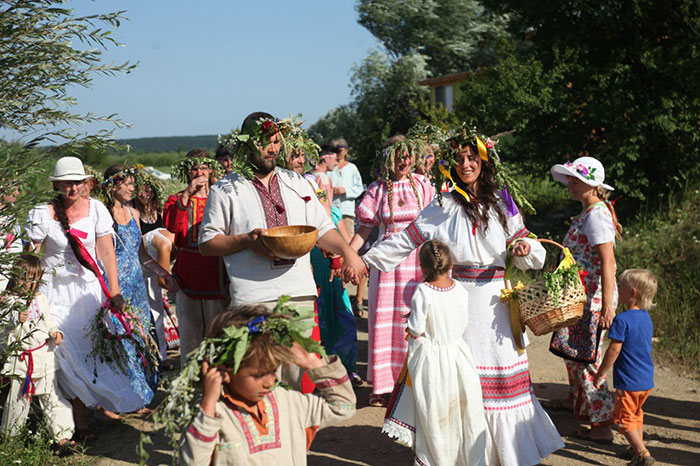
[176, 300, 356, 465]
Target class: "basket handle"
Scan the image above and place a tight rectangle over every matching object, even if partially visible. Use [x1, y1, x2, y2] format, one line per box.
[534, 238, 566, 251]
[504, 237, 568, 287]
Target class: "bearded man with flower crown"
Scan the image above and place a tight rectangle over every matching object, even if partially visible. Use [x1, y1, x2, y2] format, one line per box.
[197, 112, 367, 393]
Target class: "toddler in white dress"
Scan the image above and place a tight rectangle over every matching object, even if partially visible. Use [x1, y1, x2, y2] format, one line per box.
[383, 240, 486, 465]
[1, 254, 75, 451]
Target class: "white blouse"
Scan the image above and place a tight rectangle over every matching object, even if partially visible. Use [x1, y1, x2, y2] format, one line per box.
[25, 198, 113, 282]
[363, 192, 545, 273]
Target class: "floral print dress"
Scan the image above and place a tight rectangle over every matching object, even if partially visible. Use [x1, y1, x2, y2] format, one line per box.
[105, 210, 158, 404]
[550, 202, 617, 423]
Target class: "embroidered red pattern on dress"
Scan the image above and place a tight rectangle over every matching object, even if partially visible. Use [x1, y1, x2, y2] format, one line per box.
[406, 222, 425, 247]
[506, 226, 530, 247]
[315, 374, 349, 390]
[187, 424, 218, 443]
[452, 265, 505, 282]
[231, 394, 281, 454]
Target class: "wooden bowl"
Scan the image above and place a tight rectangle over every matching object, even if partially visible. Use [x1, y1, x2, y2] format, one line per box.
[261, 225, 318, 260]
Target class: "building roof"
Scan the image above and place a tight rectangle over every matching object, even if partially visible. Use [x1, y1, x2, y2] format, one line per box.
[419, 71, 471, 87]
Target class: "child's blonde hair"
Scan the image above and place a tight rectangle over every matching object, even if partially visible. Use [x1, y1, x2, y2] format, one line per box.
[206, 305, 296, 374]
[619, 269, 658, 309]
[418, 240, 452, 282]
[6, 253, 43, 294]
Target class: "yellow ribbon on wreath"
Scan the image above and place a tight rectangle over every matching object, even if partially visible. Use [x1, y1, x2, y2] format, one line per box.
[475, 135, 488, 161]
[439, 163, 471, 203]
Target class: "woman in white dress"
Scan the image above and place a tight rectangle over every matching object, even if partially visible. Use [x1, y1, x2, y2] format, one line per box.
[363, 134, 564, 465]
[26, 157, 147, 439]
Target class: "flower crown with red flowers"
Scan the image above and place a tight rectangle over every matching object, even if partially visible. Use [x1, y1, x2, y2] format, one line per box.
[222, 115, 320, 179]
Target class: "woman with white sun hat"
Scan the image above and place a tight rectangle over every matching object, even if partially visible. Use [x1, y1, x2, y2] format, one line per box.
[26, 156, 147, 440]
[545, 156, 623, 445]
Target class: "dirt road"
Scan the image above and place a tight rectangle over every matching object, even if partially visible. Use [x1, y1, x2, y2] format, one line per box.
[86, 314, 700, 466]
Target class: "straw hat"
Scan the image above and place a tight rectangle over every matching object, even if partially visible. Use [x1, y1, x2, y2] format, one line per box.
[49, 157, 93, 182]
[551, 156, 614, 191]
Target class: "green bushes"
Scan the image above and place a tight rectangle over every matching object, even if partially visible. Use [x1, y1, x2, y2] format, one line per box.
[616, 186, 700, 376]
[518, 174, 700, 376]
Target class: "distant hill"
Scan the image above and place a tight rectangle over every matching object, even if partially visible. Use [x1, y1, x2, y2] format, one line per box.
[115, 135, 218, 153]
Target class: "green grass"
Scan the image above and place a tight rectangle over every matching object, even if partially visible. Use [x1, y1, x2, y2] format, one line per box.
[0, 423, 92, 466]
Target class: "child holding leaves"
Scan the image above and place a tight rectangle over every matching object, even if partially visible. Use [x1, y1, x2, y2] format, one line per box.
[1, 254, 75, 453]
[179, 303, 356, 465]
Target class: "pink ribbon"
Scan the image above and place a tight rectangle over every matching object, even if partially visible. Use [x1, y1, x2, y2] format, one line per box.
[66, 228, 147, 367]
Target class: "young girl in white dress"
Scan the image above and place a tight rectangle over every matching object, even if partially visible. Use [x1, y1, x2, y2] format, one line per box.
[1, 254, 76, 453]
[383, 240, 486, 466]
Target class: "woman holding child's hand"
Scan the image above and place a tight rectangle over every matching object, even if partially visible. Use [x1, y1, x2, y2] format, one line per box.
[546, 157, 622, 444]
[361, 131, 564, 465]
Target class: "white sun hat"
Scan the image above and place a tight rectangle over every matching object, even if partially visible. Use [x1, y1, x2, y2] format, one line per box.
[551, 156, 614, 191]
[49, 156, 93, 182]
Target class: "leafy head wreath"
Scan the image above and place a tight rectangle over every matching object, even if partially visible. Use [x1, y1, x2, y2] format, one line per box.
[406, 122, 448, 175]
[131, 163, 165, 208]
[171, 156, 223, 184]
[371, 135, 427, 228]
[226, 115, 320, 178]
[279, 115, 321, 168]
[433, 123, 535, 214]
[153, 295, 326, 453]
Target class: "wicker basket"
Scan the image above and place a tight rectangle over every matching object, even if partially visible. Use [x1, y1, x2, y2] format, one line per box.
[512, 239, 586, 336]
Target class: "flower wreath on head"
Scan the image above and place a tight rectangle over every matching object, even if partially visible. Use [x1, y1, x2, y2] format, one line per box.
[131, 163, 165, 208]
[170, 157, 223, 184]
[432, 123, 535, 215]
[101, 166, 139, 206]
[225, 115, 320, 179]
[83, 164, 103, 187]
[153, 295, 325, 452]
[370, 136, 429, 228]
[406, 122, 449, 174]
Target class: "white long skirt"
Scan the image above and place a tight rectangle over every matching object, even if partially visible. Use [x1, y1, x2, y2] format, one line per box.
[461, 277, 564, 466]
[41, 274, 146, 413]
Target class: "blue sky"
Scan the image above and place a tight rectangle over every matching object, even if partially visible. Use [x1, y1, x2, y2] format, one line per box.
[7, 0, 380, 140]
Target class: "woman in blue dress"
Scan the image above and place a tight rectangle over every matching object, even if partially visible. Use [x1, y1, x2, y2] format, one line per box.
[102, 164, 160, 406]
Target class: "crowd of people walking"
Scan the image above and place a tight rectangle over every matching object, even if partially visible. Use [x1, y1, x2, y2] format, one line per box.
[0, 112, 659, 466]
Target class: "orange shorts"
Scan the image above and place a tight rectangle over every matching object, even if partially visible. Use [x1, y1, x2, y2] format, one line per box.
[613, 389, 651, 434]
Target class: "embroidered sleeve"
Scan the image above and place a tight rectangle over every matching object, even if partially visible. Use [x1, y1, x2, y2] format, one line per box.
[179, 410, 221, 466]
[298, 356, 356, 435]
[362, 197, 445, 272]
[505, 209, 546, 272]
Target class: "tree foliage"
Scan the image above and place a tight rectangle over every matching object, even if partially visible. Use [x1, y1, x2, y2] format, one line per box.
[311, 1, 503, 178]
[456, 0, 700, 206]
[0, 1, 134, 387]
[310, 50, 432, 178]
[356, 0, 508, 75]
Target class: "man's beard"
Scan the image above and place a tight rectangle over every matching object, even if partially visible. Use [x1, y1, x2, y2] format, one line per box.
[249, 152, 276, 175]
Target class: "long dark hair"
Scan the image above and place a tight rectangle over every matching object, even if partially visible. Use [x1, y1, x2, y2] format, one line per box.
[450, 144, 507, 233]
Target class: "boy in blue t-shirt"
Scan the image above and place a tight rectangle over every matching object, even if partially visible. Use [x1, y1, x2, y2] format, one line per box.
[593, 269, 658, 466]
